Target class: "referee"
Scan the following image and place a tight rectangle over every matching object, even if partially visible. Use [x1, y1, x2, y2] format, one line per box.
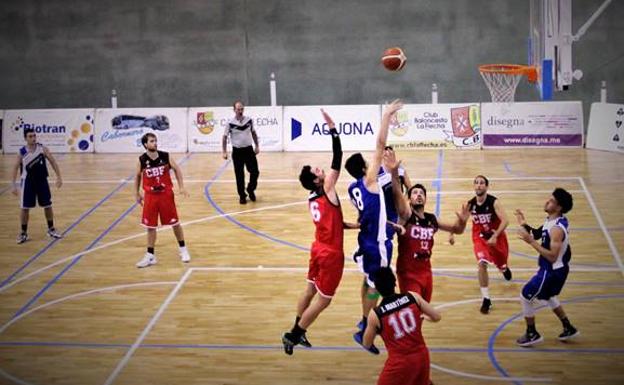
[222, 101, 260, 204]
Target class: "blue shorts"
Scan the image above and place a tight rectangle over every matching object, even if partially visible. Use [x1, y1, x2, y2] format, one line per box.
[21, 178, 52, 209]
[522, 267, 569, 301]
[353, 240, 393, 288]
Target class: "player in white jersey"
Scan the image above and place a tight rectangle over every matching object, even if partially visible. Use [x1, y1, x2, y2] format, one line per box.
[11, 128, 63, 243]
[514, 188, 579, 346]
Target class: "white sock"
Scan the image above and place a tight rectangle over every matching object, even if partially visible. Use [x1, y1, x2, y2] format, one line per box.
[480, 287, 490, 299]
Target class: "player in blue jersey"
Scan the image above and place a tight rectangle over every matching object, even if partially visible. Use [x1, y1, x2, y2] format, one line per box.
[514, 188, 579, 347]
[344, 99, 403, 354]
[11, 128, 63, 244]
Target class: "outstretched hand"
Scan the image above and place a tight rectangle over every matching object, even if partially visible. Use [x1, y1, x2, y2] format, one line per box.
[517, 227, 533, 244]
[456, 202, 470, 223]
[383, 149, 401, 172]
[321, 108, 336, 129]
[514, 209, 526, 225]
[383, 99, 403, 117]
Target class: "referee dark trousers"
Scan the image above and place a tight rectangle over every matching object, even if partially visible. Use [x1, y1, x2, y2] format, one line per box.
[232, 145, 259, 200]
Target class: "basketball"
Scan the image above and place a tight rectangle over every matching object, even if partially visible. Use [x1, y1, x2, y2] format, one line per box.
[381, 47, 407, 71]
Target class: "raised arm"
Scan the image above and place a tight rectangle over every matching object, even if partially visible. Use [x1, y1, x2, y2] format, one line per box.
[410, 291, 441, 322]
[518, 225, 564, 263]
[384, 149, 410, 221]
[514, 209, 542, 239]
[170, 156, 189, 197]
[321, 109, 342, 201]
[43, 146, 62, 189]
[364, 99, 403, 187]
[401, 167, 412, 191]
[437, 203, 470, 234]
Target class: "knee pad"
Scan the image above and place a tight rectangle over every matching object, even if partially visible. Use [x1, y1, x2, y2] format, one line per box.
[547, 296, 560, 309]
[520, 294, 536, 318]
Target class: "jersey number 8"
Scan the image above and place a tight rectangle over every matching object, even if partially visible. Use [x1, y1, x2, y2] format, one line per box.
[351, 187, 364, 211]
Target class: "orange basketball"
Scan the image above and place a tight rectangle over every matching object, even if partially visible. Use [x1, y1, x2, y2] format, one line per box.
[381, 47, 407, 71]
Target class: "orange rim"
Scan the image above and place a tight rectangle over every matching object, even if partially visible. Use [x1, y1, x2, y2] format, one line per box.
[479, 64, 538, 83]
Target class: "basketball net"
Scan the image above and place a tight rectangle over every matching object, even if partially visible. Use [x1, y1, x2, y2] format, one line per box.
[479, 64, 537, 103]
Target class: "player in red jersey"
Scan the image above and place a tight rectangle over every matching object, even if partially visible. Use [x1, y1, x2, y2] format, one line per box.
[134, 133, 190, 268]
[384, 150, 469, 303]
[467, 175, 512, 314]
[363, 267, 441, 385]
[281, 109, 358, 355]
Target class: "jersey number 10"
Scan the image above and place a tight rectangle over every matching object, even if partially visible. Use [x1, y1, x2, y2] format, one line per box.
[387, 307, 418, 340]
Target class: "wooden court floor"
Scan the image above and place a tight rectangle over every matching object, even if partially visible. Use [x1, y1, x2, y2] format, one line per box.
[0, 148, 622, 385]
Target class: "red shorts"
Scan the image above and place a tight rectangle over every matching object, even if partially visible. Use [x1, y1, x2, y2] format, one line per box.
[142, 190, 180, 228]
[398, 270, 433, 303]
[307, 243, 344, 298]
[473, 233, 509, 270]
[378, 349, 430, 385]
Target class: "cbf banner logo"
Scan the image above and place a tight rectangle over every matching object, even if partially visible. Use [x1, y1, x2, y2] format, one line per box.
[187, 106, 283, 152]
[194, 111, 217, 135]
[450, 105, 480, 147]
[2, 109, 95, 153]
[387, 104, 481, 150]
[284, 105, 380, 152]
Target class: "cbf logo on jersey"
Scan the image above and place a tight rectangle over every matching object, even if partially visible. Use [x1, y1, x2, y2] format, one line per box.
[409, 226, 435, 240]
[472, 213, 493, 224]
[145, 166, 166, 178]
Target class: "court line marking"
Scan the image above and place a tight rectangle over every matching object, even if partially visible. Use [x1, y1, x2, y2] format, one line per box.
[0, 173, 615, 294]
[578, 177, 624, 278]
[101, 268, 553, 384]
[204, 160, 309, 251]
[0, 176, 588, 184]
[0, 282, 177, 335]
[102, 269, 192, 385]
[3, 340, 623, 355]
[3, 271, 620, 384]
[0, 176, 133, 288]
[7, 153, 193, 317]
[0, 201, 307, 293]
[0, 281, 176, 385]
[487, 293, 624, 385]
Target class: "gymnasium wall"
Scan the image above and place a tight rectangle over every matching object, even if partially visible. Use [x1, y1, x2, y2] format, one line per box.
[0, 0, 622, 116]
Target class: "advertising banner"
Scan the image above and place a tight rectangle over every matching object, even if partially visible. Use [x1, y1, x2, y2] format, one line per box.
[94, 108, 188, 153]
[482, 101, 583, 147]
[586, 103, 624, 154]
[2, 109, 95, 153]
[387, 103, 481, 150]
[188, 106, 282, 152]
[0, 110, 3, 152]
[283, 105, 381, 151]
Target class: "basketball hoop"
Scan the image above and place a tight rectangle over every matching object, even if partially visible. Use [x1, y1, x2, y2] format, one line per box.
[479, 64, 538, 102]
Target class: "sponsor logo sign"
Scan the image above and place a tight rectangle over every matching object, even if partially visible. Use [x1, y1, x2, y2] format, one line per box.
[2, 109, 95, 153]
[482, 102, 583, 147]
[188, 106, 282, 152]
[284, 105, 380, 151]
[95, 108, 187, 153]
